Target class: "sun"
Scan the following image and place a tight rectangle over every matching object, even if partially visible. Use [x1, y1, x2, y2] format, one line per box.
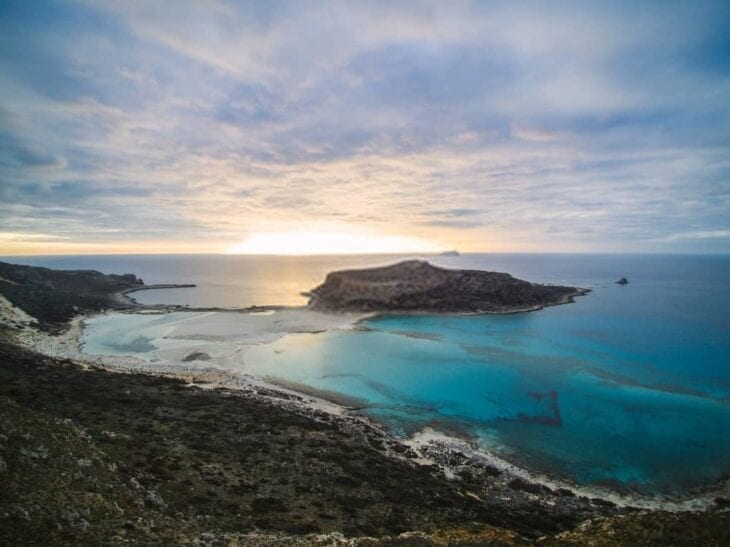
[225, 230, 442, 255]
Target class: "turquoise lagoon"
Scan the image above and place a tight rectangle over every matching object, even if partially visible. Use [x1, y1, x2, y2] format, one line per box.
[245, 280, 730, 495]
[26, 253, 728, 495]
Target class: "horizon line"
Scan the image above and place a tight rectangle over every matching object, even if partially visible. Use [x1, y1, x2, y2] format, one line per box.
[2, 250, 730, 258]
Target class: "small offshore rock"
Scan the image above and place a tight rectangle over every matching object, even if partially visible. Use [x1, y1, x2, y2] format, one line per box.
[616, 277, 629, 285]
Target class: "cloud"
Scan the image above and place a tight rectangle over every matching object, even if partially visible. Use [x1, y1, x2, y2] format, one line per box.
[0, 0, 728, 253]
[662, 230, 730, 242]
[421, 219, 484, 229]
[0, 142, 66, 169]
[510, 124, 562, 143]
[424, 209, 482, 218]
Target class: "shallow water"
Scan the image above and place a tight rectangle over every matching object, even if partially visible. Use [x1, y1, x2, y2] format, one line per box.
[245, 290, 730, 495]
[19, 252, 730, 495]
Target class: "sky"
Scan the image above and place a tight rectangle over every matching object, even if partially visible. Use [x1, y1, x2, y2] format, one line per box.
[0, 0, 729, 255]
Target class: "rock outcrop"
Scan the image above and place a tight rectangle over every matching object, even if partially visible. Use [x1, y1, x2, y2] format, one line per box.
[308, 260, 586, 313]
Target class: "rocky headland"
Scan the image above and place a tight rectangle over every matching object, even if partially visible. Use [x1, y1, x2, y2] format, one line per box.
[308, 260, 587, 313]
[0, 260, 193, 330]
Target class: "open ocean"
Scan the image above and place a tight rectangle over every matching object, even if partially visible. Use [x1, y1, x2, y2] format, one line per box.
[6, 253, 730, 495]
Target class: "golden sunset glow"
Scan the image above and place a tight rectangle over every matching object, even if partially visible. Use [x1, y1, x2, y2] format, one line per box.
[226, 231, 444, 255]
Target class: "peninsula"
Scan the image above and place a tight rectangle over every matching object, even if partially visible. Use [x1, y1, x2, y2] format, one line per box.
[308, 260, 587, 313]
[0, 260, 193, 329]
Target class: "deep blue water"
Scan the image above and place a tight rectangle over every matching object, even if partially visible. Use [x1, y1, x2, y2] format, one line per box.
[5, 253, 730, 494]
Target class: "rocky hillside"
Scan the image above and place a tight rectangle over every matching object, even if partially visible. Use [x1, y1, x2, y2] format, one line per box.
[308, 260, 585, 313]
[0, 261, 143, 329]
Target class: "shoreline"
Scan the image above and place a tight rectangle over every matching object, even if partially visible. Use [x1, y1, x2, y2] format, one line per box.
[15, 303, 728, 514]
[112, 283, 197, 307]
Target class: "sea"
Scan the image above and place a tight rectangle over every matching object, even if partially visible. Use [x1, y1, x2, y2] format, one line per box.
[6, 253, 730, 496]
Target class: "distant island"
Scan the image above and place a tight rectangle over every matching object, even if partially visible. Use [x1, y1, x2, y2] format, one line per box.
[308, 260, 587, 313]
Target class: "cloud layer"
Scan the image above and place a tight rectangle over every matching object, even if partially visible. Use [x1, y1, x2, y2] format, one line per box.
[1, 0, 729, 253]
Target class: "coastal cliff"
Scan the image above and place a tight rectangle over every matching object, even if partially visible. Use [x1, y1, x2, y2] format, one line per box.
[308, 260, 586, 313]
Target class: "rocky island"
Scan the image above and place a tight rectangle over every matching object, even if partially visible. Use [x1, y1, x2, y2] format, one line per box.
[308, 260, 587, 313]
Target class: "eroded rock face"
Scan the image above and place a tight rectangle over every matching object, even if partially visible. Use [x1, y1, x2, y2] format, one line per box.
[308, 260, 586, 313]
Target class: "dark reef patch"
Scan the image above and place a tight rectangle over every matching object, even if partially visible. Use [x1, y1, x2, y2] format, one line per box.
[182, 351, 211, 362]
